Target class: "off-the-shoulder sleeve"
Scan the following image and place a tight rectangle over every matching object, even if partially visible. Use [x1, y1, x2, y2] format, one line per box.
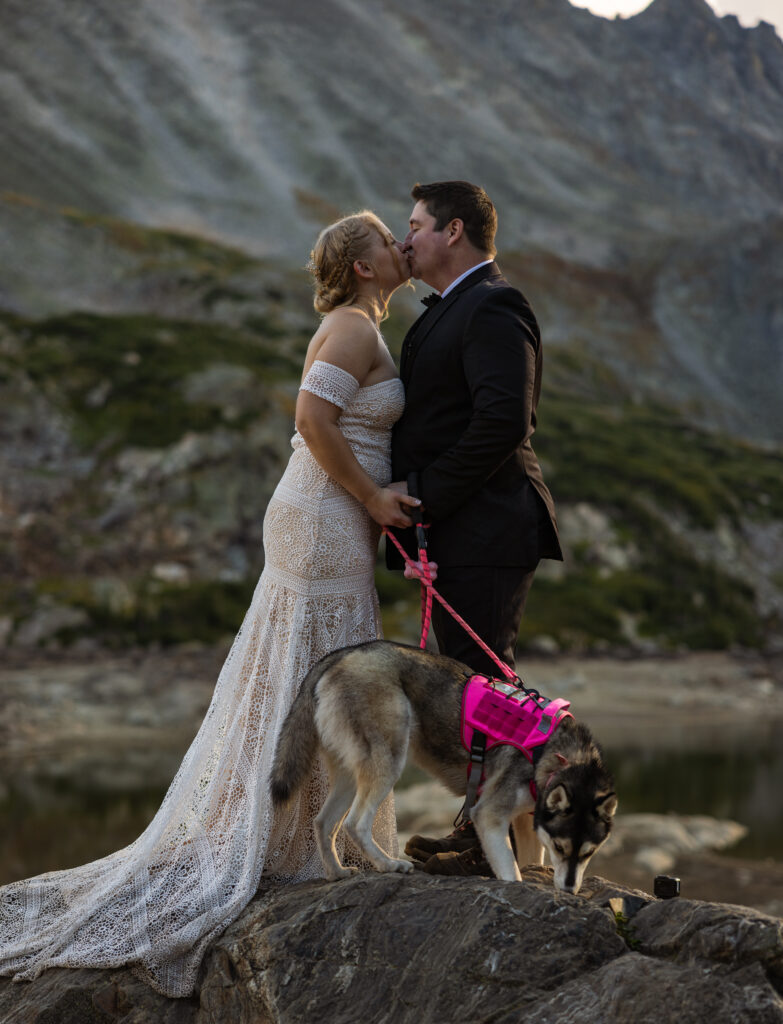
[299, 360, 360, 410]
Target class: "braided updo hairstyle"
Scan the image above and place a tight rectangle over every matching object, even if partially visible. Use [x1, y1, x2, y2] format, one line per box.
[308, 211, 387, 314]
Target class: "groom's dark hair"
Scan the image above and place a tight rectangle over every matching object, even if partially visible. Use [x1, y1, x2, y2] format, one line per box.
[411, 180, 497, 257]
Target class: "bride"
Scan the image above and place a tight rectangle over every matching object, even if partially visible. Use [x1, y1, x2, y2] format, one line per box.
[0, 211, 421, 998]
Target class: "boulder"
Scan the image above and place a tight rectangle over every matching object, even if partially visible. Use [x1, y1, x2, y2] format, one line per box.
[1, 870, 781, 1023]
[13, 601, 90, 648]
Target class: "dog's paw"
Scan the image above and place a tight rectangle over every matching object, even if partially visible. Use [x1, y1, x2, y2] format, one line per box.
[391, 858, 414, 874]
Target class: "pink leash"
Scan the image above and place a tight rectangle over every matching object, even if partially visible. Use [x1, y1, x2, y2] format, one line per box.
[385, 525, 572, 821]
[383, 526, 518, 684]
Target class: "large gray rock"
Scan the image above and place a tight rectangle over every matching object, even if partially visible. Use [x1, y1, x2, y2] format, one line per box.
[1, 871, 781, 1023]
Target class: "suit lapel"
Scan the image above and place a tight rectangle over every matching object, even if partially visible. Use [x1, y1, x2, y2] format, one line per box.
[401, 263, 502, 382]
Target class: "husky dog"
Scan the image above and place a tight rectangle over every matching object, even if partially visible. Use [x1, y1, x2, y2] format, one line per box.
[271, 641, 616, 893]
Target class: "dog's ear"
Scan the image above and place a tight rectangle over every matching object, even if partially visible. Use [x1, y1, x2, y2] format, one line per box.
[595, 792, 618, 820]
[546, 785, 570, 813]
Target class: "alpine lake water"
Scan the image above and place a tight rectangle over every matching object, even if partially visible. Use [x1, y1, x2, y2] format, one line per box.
[1, 695, 781, 885]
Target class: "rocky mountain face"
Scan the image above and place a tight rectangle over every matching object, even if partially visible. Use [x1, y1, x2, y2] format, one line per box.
[1, 872, 782, 1023]
[1, 0, 782, 652]
[1, 0, 781, 436]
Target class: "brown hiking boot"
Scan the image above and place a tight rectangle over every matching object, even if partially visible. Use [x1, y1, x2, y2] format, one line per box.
[415, 847, 495, 877]
[404, 819, 479, 862]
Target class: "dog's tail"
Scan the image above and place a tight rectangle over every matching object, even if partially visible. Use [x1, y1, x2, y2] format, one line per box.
[270, 654, 332, 806]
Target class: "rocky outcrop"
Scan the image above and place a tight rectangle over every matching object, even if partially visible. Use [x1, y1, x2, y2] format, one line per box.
[1, 871, 781, 1023]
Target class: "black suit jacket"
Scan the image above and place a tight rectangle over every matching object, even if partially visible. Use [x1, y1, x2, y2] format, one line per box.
[388, 262, 562, 569]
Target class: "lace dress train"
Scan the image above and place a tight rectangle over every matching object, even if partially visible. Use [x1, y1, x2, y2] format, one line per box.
[0, 362, 405, 997]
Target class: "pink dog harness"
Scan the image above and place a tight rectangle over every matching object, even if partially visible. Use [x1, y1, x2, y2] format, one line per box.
[462, 675, 572, 757]
[460, 675, 573, 814]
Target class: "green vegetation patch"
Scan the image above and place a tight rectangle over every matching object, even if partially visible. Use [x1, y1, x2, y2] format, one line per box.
[614, 911, 641, 951]
[3, 311, 304, 454]
[36, 574, 256, 648]
[521, 358, 783, 649]
[536, 383, 783, 528]
[518, 563, 762, 651]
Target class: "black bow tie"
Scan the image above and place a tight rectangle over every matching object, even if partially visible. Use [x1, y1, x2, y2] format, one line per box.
[421, 292, 441, 309]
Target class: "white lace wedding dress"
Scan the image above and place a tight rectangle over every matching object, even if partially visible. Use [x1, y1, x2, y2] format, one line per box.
[0, 360, 405, 998]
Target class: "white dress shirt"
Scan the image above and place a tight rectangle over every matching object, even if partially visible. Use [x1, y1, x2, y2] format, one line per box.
[439, 259, 494, 299]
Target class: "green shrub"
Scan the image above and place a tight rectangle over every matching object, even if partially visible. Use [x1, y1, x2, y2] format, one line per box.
[40, 575, 256, 648]
[5, 312, 304, 454]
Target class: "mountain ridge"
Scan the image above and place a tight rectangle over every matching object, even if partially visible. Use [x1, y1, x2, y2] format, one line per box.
[2, 0, 781, 247]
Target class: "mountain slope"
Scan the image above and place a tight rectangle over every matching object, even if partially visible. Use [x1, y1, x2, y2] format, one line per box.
[1, 0, 783, 652]
[1, 0, 781, 437]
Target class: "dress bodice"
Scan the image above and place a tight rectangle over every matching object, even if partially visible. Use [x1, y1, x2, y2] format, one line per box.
[292, 362, 405, 477]
[266, 363, 405, 593]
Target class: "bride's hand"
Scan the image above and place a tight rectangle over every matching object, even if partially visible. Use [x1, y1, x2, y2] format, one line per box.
[404, 560, 438, 582]
[364, 487, 421, 528]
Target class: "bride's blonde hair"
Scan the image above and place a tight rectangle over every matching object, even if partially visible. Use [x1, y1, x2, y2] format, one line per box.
[308, 211, 388, 314]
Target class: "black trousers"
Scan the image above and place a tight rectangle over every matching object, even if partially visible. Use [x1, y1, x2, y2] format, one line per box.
[429, 564, 537, 677]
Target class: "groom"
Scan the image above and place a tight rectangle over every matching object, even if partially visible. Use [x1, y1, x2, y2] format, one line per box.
[389, 180, 562, 873]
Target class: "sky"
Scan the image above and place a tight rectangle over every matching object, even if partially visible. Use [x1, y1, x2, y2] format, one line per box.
[569, 0, 783, 35]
